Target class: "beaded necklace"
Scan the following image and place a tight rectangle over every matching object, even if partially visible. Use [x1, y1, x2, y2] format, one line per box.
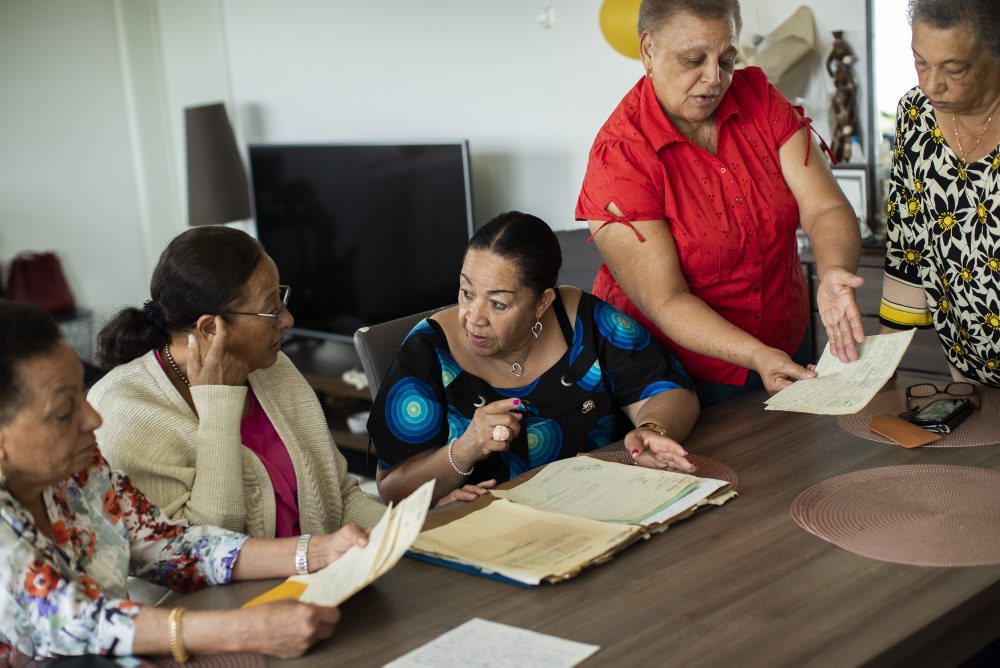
[163, 344, 191, 388]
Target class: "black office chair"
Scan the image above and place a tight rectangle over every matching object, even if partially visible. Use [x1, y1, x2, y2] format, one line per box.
[353, 307, 444, 399]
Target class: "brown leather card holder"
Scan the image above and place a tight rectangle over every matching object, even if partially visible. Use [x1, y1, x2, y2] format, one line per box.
[871, 414, 942, 448]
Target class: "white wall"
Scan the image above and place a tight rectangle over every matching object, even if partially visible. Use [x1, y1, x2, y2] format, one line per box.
[1, 0, 868, 320]
[181, 0, 867, 230]
[0, 0, 150, 318]
[164, 0, 647, 232]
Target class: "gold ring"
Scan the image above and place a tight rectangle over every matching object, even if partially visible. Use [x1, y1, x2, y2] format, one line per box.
[491, 425, 511, 441]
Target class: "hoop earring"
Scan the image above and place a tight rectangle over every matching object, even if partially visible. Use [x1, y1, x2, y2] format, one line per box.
[532, 320, 543, 338]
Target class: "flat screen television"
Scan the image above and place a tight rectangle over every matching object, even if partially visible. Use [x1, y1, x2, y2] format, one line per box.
[248, 142, 474, 341]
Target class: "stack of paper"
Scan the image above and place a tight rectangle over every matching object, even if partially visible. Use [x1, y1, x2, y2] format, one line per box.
[490, 457, 725, 525]
[244, 479, 434, 608]
[410, 458, 734, 585]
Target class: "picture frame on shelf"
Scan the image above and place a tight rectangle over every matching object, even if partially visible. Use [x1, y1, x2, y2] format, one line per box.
[832, 167, 876, 243]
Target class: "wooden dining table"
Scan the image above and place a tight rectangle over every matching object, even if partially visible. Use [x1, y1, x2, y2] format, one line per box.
[174, 376, 1000, 666]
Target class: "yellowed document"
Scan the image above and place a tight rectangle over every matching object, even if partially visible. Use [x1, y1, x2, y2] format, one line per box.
[413, 499, 640, 585]
[491, 457, 701, 523]
[765, 329, 916, 415]
[294, 478, 433, 606]
[640, 475, 732, 526]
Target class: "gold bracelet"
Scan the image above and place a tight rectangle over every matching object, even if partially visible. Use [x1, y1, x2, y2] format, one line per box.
[638, 422, 670, 437]
[168, 607, 190, 664]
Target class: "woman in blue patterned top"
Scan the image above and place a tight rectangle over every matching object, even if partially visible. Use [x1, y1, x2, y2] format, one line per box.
[369, 211, 700, 505]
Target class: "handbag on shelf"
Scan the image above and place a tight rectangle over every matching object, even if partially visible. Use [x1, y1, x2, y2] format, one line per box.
[6, 251, 76, 314]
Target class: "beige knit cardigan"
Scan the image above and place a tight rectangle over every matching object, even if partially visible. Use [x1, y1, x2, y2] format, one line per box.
[89, 351, 385, 537]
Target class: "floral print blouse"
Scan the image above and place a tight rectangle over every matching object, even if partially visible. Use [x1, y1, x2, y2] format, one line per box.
[882, 87, 1000, 385]
[0, 452, 247, 660]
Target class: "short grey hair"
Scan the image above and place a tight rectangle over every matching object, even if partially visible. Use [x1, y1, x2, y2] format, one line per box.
[637, 0, 743, 38]
[908, 0, 1000, 63]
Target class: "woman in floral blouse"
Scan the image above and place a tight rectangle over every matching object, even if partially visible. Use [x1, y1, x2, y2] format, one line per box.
[879, 0, 1000, 386]
[0, 300, 369, 662]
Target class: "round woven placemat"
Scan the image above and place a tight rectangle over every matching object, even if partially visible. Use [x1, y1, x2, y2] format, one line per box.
[837, 388, 1000, 448]
[791, 465, 1000, 566]
[584, 450, 738, 489]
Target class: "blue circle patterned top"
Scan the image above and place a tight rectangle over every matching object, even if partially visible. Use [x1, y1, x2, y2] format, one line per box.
[368, 291, 693, 483]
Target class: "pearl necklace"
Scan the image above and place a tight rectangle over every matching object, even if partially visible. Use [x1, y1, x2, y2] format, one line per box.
[163, 344, 191, 388]
[952, 99, 1000, 165]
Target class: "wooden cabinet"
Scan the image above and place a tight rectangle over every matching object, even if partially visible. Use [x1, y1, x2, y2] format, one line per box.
[801, 246, 950, 377]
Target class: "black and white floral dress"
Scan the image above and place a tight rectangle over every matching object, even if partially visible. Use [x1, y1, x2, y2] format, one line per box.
[882, 87, 1000, 386]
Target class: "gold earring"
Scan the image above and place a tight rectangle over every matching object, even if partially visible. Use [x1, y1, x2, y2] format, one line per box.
[0, 462, 5, 487]
[646, 67, 652, 78]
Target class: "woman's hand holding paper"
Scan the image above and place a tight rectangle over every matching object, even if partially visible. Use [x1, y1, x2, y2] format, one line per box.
[311, 524, 371, 571]
[234, 600, 342, 658]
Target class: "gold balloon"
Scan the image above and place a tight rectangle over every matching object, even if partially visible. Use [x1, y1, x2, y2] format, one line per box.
[599, 0, 642, 60]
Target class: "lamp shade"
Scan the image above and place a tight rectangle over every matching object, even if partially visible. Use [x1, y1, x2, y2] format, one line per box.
[185, 102, 251, 226]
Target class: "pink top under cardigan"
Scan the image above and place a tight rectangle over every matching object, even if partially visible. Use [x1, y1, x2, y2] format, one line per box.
[154, 349, 301, 537]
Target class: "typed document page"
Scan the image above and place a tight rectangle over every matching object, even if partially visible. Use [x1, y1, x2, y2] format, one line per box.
[765, 329, 916, 415]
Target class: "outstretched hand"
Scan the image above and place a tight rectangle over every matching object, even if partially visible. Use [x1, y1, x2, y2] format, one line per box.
[435, 479, 498, 506]
[625, 428, 695, 473]
[817, 266, 865, 362]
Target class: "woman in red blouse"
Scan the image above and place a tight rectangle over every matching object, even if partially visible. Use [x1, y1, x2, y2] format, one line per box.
[577, 0, 865, 405]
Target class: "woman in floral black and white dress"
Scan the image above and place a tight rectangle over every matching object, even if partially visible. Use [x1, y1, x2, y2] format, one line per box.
[880, 0, 1000, 386]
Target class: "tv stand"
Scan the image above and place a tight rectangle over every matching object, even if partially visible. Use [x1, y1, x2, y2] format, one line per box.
[280, 338, 373, 460]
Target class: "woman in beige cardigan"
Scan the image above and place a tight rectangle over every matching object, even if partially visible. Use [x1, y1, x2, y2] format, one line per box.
[89, 227, 386, 547]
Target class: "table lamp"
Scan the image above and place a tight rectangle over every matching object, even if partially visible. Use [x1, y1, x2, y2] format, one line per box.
[185, 102, 251, 226]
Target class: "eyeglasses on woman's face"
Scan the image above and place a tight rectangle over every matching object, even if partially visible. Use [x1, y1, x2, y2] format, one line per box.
[224, 284, 290, 330]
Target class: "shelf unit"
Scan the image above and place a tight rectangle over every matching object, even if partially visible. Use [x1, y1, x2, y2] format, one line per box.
[281, 337, 373, 454]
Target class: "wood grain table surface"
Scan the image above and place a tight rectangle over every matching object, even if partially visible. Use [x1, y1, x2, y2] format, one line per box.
[174, 377, 1000, 667]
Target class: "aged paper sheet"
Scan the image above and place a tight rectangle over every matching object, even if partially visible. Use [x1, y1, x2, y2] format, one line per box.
[385, 618, 600, 668]
[491, 457, 700, 523]
[764, 329, 916, 415]
[298, 479, 433, 606]
[639, 475, 731, 526]
[245, 479, 433, 608]
[413, 499, 640, 585]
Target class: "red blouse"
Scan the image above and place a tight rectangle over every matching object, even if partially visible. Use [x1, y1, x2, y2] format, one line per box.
[576, 67, 810, 386]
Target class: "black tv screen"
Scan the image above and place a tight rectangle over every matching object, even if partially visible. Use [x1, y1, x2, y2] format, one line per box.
[249, 142, 473, 340]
